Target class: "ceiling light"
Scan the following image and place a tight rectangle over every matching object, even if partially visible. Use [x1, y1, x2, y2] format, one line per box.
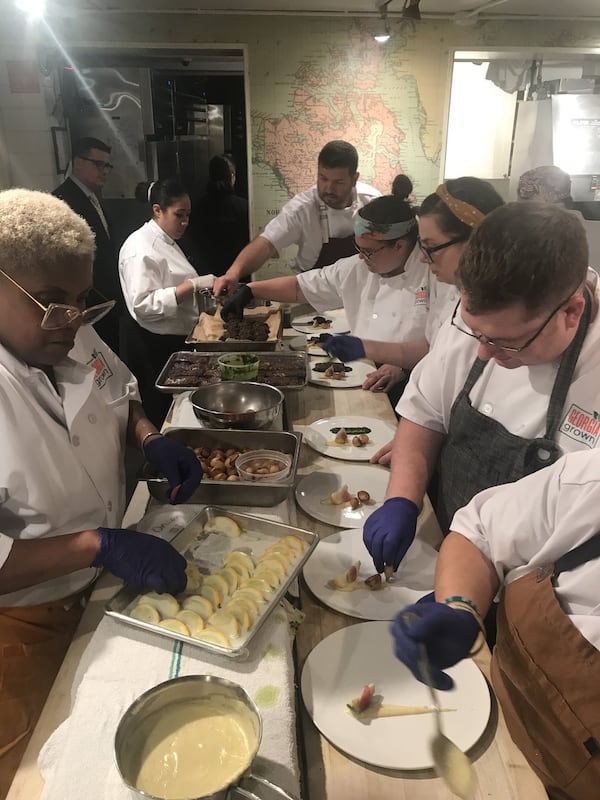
[373, 0, 391, 43]
[15, 0, 45, 19]
[374, 22, 391, 43]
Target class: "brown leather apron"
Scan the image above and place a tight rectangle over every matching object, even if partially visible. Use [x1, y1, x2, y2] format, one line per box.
[0, 594, 86, 799]
[491, 536, 600, 800]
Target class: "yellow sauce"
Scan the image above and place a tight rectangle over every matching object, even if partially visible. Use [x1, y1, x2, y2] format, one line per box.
[134, 698, 258, 799]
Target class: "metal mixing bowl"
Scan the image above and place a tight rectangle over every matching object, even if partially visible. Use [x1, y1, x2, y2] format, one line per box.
[190, 382, 284, 429]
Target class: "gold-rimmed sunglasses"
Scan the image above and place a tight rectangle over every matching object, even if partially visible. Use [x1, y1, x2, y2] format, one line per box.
[0, 269, 115, 331]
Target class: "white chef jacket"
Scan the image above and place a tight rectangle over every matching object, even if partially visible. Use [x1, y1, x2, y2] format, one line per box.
[451, 448, 600, 648]
[397, 272, 600, 451]
[297, 243, 429, 341]
[119, 219, 199, 335]
[425, 280, 460, 346]
[0, 327, 139, 606]
[261, 182, 381, 274]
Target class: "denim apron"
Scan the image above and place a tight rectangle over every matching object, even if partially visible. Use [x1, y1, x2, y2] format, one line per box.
[491, 534, 600, 799]
[436, 292, 592, 532]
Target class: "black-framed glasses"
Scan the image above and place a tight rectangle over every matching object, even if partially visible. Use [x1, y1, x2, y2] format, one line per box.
[450, 294, 572, 353]
[353, 240, 390, 259]
[0, 269, 115, 331]
[417, 235, 466, 262]
[79, 157, 114, 172]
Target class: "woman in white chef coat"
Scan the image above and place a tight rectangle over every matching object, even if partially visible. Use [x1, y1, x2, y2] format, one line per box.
[391, 448, 600, 800]
[324, 177, 505, 395]
[119, 178, 215, 426]
[221, 179, 429, 401]
[362, 201, 600, 578]
[0, 189, 203, 797]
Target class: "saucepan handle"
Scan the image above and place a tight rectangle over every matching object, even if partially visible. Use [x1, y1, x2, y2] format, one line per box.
[231, 772, 299, 800]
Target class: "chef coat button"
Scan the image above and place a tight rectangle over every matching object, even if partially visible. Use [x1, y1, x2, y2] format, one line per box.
[107, 500, 113, 512]
[482, 403, 493, 415]
[88, 413, 97, 424]
[372, 313, 378, 319]
[72, 435, 80, 447]
[538, 448, 551, 461]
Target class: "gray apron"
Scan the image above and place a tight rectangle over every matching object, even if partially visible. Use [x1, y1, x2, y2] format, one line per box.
[436, 291, 592, 532]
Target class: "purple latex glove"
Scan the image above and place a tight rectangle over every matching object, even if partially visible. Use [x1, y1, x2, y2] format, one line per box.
[93, 527, 187, 594]
[221, 284, 254, 321]
[322, 334, 365, 362]
[390, 602, 479, 690]
[144, 435, 203, 503]
[363, 496, 419, 572]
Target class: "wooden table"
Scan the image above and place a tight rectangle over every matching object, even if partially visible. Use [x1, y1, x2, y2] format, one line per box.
[7, 361, 546, 800]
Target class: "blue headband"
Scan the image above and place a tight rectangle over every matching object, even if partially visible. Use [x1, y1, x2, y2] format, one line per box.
[354, 214, 417, 240]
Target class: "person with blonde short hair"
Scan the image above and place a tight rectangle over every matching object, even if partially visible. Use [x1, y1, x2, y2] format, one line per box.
[0, 189, 202, 797]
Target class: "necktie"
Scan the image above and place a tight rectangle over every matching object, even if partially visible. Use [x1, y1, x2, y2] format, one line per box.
[89, 194, 110, 236]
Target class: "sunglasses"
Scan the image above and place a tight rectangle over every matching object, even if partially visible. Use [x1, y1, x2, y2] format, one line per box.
[0, 269, 115, 331]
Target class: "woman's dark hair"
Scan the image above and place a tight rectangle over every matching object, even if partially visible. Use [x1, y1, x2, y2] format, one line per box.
[207, 155, 236, 195]
[420, 177, 504, 240]
[358, 182, 418, 246]
[135, 179, 188, 210]
[391, 174, 413, 201]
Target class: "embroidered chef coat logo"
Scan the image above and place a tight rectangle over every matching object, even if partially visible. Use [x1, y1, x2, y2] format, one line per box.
[87, 349, 113, 389]
[559, 404, 600, 448]
[415, 284, 428, 307]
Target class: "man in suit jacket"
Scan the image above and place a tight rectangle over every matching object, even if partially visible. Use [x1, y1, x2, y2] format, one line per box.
[53, 137, 123, 353]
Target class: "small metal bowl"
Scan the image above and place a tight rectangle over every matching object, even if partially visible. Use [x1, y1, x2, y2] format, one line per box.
[190, 382, 284, 429]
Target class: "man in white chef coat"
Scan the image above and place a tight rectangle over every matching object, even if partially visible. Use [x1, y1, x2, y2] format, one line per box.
[390, 448, 600, 800]
[213, 140, 381, 296]
[362, 201, 600, 574]
[0, 189, 202, 797]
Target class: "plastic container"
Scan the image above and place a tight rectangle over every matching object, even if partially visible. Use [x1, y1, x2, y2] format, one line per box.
[236, 449, 292, 483]
[217, 353, 260, 381]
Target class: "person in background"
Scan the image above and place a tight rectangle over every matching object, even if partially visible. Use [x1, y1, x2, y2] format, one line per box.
[0, 189, 203, 798]
[221, 181, 428, 403]
[118, 178, 215, 426]
[362, 202, 600, 577]
[53, 136, 124, 355]
[391, 448, 600, 800]
[325, 178, 504, 401]
[517, 164, 573, 207]
[213, 140, 381, 296]
[188, 154, 250, 277]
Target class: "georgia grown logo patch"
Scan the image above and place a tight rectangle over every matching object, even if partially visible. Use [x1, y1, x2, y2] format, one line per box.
[559, 404, 600, 449]
[87, 349, 113, 389]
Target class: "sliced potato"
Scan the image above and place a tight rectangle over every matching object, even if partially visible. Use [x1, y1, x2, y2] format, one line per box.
[184, 563, 203, 592]
[260, 552, 289, 573]
[256, 556, 286, 579]
[193, 627, 231, 647]
[224, 550, 255, 572]
[176, 609, 205, 636]
[203, 515, 241, 538]
[158, 618, 190, 636]
[234, 586, 266, 605]
[228, 592, 260, 618]
[262, 546, 293, 566]
[182, 594, 214, 620]
[225, 602, 253, 632]
[200, 584, 223, 609]
[129, 603, 161, 624]
[252, 566, 281, 589]
[219, 566, 239, 594]
[203, 573, 230, 599]
[138, 592, 179, 618]
[225, 561, 252, 582]
[245, 577, 274, 599]
[283, 535, 306, 554]
[208, 610, 241, 639]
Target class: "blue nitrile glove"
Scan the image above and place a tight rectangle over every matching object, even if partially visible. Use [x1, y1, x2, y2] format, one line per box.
[363, 496, 419, 573]
[93, 528, 187, 594]
[322, 334, 366, 362]
[221, 284, 254, 321]
[390, 602, 480, 690]
[144, 435, 203, 504]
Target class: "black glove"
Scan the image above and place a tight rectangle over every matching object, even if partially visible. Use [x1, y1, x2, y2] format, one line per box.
[221, 284, 254, 321]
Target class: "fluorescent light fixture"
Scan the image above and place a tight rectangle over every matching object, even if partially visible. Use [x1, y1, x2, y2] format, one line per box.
[374, 30, 391, 43]
[16, 0, 46, 19]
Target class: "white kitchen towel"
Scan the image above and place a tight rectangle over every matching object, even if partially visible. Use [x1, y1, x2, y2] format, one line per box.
[38, 610, 300, 800]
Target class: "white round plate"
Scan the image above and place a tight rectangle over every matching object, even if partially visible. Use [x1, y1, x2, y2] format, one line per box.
[303, 416, 396, 461]
[301, 621, 491, 770]
[295, 463, 388, 527]
[291, 312, 350, 334]
[303, 529, 436, 619]
[308, 360, 372, 389]
[289, 334, 328, 358]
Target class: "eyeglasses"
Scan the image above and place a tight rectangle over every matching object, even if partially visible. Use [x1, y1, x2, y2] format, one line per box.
[353, 240, 390, 259]
[450, 294, 572, 353]
[417, 235, 466, 262]
[0, 269, 115, 331]
[79, 157, 114, 172]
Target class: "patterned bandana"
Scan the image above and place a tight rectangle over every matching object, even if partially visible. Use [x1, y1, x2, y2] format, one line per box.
[354, 214, 417, 241]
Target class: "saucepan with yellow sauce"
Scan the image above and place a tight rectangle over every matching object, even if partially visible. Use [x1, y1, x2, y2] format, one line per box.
[115, 675, 297, 800]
